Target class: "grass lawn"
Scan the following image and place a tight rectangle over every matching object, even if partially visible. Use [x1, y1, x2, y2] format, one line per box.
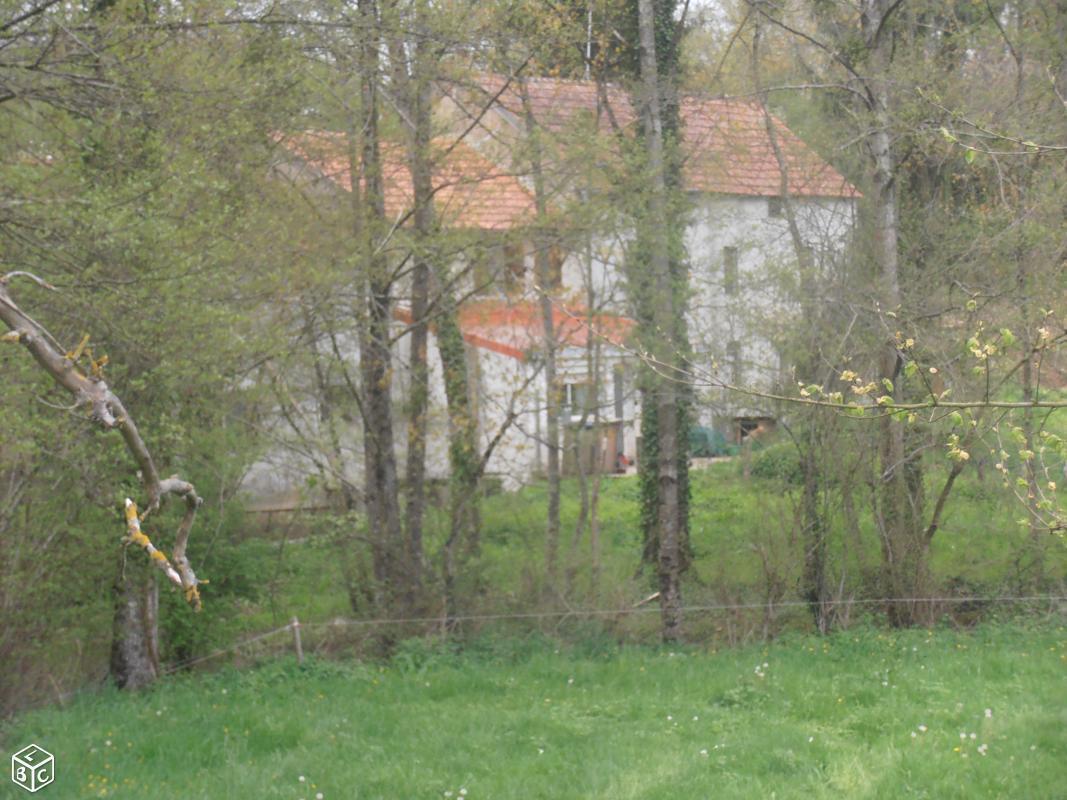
[4, 622, 1065, 799]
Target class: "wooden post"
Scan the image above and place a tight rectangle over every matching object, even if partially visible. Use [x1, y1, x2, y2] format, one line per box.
[290, 616, 304, 665]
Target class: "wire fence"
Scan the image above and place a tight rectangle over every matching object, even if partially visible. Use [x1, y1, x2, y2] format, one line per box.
[157, 593, 1067, 675]
[9, 593, 1063, 717]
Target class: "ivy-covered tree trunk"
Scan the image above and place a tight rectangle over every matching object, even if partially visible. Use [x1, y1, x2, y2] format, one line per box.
[633, 0, 690, 642]
[436, 290, 480, 628]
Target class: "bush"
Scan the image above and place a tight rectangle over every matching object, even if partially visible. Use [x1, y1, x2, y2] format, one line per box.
[749, 441, 803, 484]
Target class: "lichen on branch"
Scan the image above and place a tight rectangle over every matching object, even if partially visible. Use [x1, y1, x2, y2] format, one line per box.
[0, 270, 205, 609]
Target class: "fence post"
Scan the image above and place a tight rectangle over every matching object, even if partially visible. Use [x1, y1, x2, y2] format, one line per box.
[291, 616, 304, 665]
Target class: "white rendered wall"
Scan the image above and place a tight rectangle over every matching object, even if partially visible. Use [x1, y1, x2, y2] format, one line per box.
[557, 194, 855, 436]
[240, 193, 854, 508]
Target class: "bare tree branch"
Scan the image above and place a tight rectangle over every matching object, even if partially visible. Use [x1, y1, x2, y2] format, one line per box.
[0, 270, 204, 608]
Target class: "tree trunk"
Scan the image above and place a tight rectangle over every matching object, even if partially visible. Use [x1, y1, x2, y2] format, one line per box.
[1017, 237, 1044, 585]
[109, 563, 158, 689]
[565, 304, 600, 598]
[751, 21, 830, 633]
[395, 3, 437, 604]
[637, 0, 684, 642]
[800, 448, 830, 633]
[354, 0, 404, 609]
[861, 0, 926, 626]
[518, 80, 562, 597]
[435, 282, 480, 628]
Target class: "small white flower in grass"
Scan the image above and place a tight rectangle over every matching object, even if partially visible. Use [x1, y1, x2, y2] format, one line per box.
[1030, 745, 1037, 751]
[969, 733, 976, 740]
[692, 716, 699, 721]
[567, 677, 574, 685]
[459, 789, 467, 797]
[667, 715, 672, 721]
[960, 733, 967, 740]
[444, 791, 453, 798]
[537, 748, 544, 755]
[977, 744, 988, 756]
[105, 740, 111, 747]
[911, 732, 917, 739]
[316, 794, 324, 800]
[156, 710, 162, 716]
[699, 749, 708, 756]
[984, 708, 992, 718]
[808, 737, 814, 743]
[918, 725, 927, 733]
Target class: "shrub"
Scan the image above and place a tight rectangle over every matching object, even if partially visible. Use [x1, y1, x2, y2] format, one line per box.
[750, 441, 803, 485]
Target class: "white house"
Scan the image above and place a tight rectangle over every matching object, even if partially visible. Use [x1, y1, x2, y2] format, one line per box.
[436, 75, 857, 440]
[241, 76, 858, 510]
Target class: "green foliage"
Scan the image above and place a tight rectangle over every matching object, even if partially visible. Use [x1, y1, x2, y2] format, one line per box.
[749, 441, 803, 485]
[0, 3, 290, 706]
[159, 535, 274, 665]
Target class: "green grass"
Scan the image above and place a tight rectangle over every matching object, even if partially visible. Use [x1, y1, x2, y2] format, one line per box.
[5, 623, 1065, 799]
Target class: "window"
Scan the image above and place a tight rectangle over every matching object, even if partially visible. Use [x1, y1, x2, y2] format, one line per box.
[767, 197, 783, 218]
[561, 382, 593, 418]
[503, 242, 525, 293]
[722, 246, 738, 296]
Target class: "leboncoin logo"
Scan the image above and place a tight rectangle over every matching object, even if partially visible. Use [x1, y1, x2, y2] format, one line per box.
[10, 744, 54, 793]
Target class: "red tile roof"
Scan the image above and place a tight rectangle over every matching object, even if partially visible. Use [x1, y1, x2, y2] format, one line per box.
[278, 132, 538, 230]
[396, 299, 635, 361]
[465, 75, 859, 199]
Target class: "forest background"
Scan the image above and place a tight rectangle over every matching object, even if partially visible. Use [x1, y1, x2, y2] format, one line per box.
[0, 0, 1064, 714]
